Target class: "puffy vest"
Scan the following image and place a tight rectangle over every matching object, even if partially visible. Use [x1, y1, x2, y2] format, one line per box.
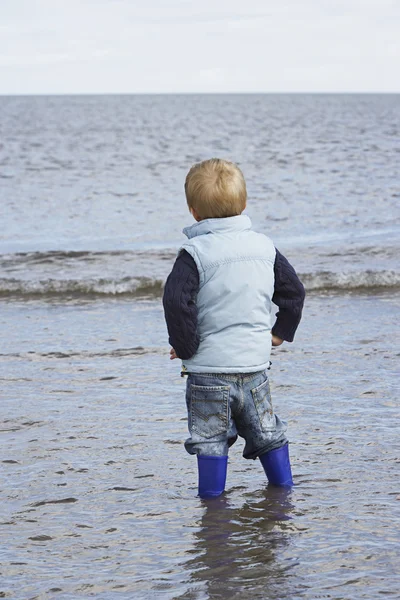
[180, 214, 276, 373]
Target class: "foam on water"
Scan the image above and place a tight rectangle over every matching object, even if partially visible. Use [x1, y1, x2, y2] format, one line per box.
[0, 268, 399, 298]
[0, 276, 164, 297]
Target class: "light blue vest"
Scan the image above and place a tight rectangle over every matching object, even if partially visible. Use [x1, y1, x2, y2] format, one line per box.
[180, 215, 276, 373]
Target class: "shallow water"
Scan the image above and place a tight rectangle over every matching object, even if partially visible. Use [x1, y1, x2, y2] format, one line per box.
[1, 94, 399, 598]
[1, 293, 399, 599]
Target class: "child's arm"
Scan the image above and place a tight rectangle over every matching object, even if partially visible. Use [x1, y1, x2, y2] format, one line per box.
[272, 249, 305, 343]
[162, 250, 200, 360]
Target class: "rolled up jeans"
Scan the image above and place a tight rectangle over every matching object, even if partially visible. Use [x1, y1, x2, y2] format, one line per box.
[184, 370, 288, 458]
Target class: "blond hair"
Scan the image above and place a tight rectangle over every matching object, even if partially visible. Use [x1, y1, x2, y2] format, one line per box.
[185, 158, 247, 219]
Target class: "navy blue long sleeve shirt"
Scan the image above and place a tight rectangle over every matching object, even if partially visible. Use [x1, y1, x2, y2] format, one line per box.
[163, 248, 305, 360]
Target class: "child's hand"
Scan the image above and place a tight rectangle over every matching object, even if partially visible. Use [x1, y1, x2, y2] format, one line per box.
[170, 347, 179, 360]
[272, 335, 284, 347]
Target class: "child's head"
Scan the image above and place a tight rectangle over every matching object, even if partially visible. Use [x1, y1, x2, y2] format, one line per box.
[185, 158, 247, 220]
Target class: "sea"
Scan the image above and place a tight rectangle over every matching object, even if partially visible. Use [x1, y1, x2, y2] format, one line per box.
[1, 94, 399, 599]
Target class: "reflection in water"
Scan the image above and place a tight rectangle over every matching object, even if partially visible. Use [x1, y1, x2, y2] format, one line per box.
[181, 486, 298, 599]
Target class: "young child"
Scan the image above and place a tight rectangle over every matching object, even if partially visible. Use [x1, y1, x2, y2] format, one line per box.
[163, 158, 305, 498]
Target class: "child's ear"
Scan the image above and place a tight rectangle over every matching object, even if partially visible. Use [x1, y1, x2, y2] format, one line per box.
[190, 208, 201, 222]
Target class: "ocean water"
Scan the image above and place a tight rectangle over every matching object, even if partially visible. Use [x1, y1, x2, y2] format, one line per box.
[0, 94, 399, 599]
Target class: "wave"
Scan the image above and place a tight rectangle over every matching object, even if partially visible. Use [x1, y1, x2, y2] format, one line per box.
[0, 249, 176, 267]
[301, 270, 400, 292]
[0, 270, 399, 299]
[0, 277, 164, 298]
[2, 250, 124, 265]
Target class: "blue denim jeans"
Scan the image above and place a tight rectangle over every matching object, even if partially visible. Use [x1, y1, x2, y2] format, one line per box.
[184, 370, 288, 459]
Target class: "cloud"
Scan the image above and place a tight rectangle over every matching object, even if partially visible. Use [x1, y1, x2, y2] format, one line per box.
[0, 0, 399, 93]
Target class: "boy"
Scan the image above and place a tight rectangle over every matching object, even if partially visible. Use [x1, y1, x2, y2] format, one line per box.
[163, 158, 305, 498]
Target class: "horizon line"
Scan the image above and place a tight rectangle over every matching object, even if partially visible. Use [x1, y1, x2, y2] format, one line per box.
[1, 91, 399, 97]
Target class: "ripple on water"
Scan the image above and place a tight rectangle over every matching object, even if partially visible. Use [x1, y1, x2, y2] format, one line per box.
[1, 290, 399, 599]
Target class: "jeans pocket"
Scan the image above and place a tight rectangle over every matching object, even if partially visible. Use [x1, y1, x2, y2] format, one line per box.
[251, 378, 275, 432]
[190, 384, 229, 439]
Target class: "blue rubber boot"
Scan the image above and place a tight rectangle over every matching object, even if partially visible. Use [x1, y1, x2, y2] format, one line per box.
[259, 443, 293, 486]
[197, 455, 228, 498]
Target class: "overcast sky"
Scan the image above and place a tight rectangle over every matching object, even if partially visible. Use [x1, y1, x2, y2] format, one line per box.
[1, 0, 399, 94]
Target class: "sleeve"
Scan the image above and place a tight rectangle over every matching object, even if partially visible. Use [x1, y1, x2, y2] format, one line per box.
[271, 248, 305, 342]
[162, 249, 200, 360]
